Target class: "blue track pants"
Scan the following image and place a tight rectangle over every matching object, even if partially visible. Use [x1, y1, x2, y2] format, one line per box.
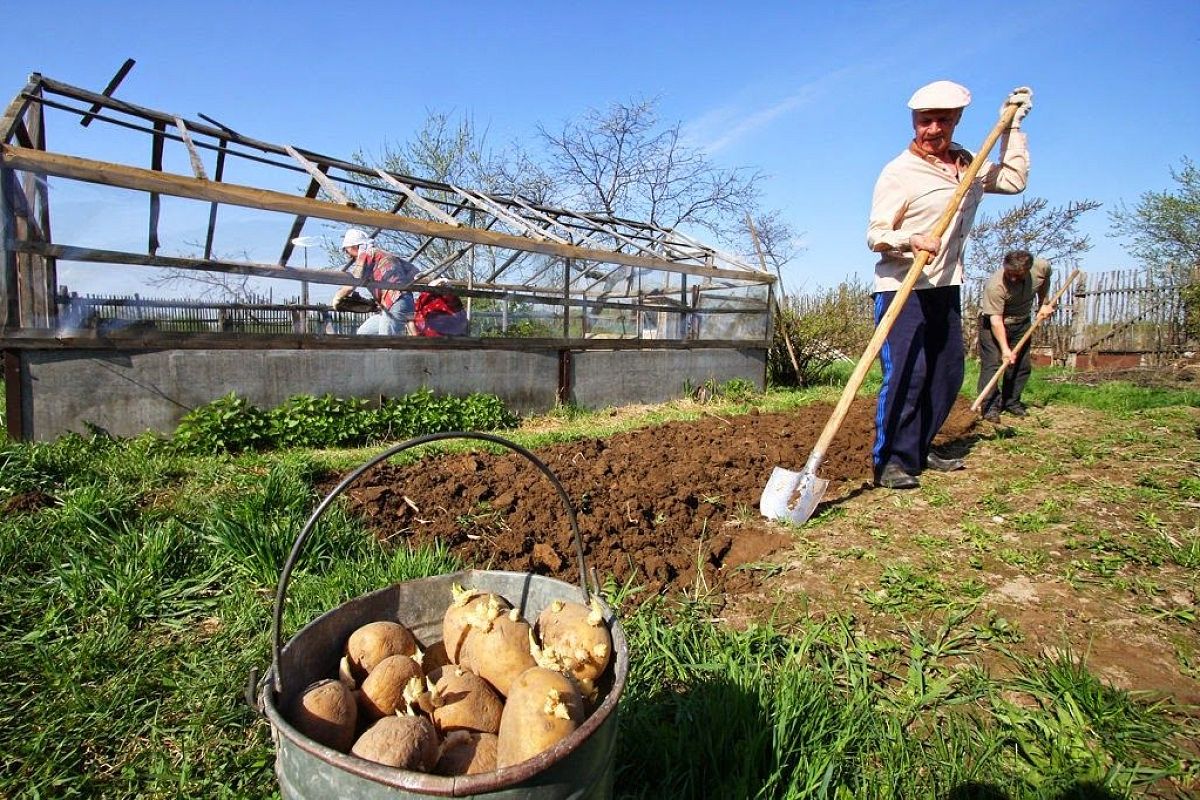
[872, 285, 964, 477]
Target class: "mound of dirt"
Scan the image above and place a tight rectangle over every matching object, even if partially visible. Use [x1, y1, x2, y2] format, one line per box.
[332, 397, 980, 598]
[2, 490, 54, 516]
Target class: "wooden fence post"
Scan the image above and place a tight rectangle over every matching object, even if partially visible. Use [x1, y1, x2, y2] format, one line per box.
[0, 169, 18, 329]
[1069, 271, 1089, 368]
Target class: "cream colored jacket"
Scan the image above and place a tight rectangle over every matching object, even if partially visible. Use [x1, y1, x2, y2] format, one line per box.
[867, 130, 1028, 292]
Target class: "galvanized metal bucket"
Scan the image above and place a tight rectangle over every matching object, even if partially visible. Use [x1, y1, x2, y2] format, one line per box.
[253, 432, 627, 799]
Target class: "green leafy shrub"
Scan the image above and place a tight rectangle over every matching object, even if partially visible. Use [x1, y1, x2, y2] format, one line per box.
[454, 392, 521, 431]
[376, 388, 519, 440]
[172, 389, 519, 454]
[770, 280, 874, 387]
[173, 393, 273, 455]
[269, 394, 376, 448]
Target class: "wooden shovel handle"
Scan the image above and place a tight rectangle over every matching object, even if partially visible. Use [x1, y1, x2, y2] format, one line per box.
[970, 268, 1080, 411]
[801, 103, 1020, 475]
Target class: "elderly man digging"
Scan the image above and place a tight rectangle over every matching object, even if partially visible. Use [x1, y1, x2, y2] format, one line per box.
[866, 80, 1033, 489]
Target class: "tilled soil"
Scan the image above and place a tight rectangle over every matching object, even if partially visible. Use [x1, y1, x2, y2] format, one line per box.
[326, 395, 1200, 707]
[333, 397, 979, 597]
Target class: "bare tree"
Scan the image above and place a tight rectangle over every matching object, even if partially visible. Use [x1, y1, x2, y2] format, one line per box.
[147, 246, 260, 302]
[745, 209, 803, 296]
[346, 111, 554, 285]
[965, 197, 1102, 283]
[1109, 156, 1200, 284]
[538, 99, 763, 240]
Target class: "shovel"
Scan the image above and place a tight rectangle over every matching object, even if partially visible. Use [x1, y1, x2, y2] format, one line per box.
[759, 102, 1021, 524]
[970, 268, 1080, 412]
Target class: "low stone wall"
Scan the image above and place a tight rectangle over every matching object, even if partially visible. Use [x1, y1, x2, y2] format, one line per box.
[6, 343, 765, 441]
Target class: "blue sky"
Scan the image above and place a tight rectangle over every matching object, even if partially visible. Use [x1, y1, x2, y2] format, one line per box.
[2, 0, 1197, 297]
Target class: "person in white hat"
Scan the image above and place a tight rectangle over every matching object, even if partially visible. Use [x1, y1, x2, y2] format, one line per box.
[865, 80, 1033, 489]
[332, 228, 420, 335]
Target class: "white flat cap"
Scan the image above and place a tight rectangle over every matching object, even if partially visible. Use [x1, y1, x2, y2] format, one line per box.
[907, 80, 972, 110]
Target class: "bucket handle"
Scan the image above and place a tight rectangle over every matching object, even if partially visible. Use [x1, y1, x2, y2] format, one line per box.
[268, 431, 590, 696]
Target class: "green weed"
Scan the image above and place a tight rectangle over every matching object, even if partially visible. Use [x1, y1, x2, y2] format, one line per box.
[998, 548, 1050, 573]
[1010, 500, 1064, 533]
[861, 565, 980, 613]
[990, 645, 1192, 793]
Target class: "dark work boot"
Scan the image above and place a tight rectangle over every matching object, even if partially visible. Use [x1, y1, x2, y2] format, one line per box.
[876, 463, 919, 490]
[925, 453, 965, 472]
[1005, 401, 1028, 417]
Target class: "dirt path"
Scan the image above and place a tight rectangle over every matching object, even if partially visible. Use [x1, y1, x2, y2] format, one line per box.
[333, 397, 1200, 705]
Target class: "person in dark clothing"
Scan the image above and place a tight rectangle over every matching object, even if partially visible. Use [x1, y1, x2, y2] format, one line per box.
[976, 250, 1054, 423]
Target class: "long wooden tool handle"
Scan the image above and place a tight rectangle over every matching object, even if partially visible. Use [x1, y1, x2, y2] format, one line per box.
[800, 103, 1020, 475]
[971, 268, 1080, 411]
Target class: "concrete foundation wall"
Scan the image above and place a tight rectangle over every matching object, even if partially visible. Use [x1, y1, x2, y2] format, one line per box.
[12, 345, 764, 440]
[569, 348, 763, 408]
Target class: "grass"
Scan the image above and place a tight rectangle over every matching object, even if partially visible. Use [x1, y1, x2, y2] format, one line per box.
[1, 368, 1198, 798]
[1024, 369, 1200, 414]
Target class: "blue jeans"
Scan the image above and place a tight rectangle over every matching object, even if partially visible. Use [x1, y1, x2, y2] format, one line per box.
[356, 296, 412, 336]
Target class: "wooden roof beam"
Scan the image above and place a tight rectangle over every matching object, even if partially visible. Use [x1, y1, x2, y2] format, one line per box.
[449, 184, 567, 244]
[149, 121, 164, 255]
[506, 195, 607, 250]
[373, 170, 462, 227]
[278, 173, 328, 267]
[2, 144, 769, 283]
[1, 77, 42, 144]
[31, 77, 759, 271]
[203, 138, 229, 260]
[285, 145, 351, 206]
[79, 59, 135, 127]
[173, 117, 208, 181]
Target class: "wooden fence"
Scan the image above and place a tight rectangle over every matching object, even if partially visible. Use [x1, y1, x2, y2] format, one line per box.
[56, 291, 371, 336]
[790, 268, 1193, 367]
[969, 268, 1192, 366]
[57, 267, 1193, 364]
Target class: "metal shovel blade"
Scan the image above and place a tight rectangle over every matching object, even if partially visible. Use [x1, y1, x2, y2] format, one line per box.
[758, 466, 829, 525]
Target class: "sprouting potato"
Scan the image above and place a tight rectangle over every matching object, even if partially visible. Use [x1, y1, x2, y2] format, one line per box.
[431, 666, 504, 735]
[496, 667, 585, 768]
[337, 656, 357, 690]
[345, 620, 417, 682]
[351, 714, 439, 772]
[289, 678, 357, 753]
[434, 730, 498, 776]
[535, 596, 613, 684]
[421, 640, 452, 677]
[442, 584, 510, 664]
[358, 654, 423, 721]
[315, 585, 616, 777]
[457, 606, 537, 697]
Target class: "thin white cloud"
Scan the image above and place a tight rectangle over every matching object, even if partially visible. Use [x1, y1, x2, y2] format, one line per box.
[685, 66, 862, 154]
